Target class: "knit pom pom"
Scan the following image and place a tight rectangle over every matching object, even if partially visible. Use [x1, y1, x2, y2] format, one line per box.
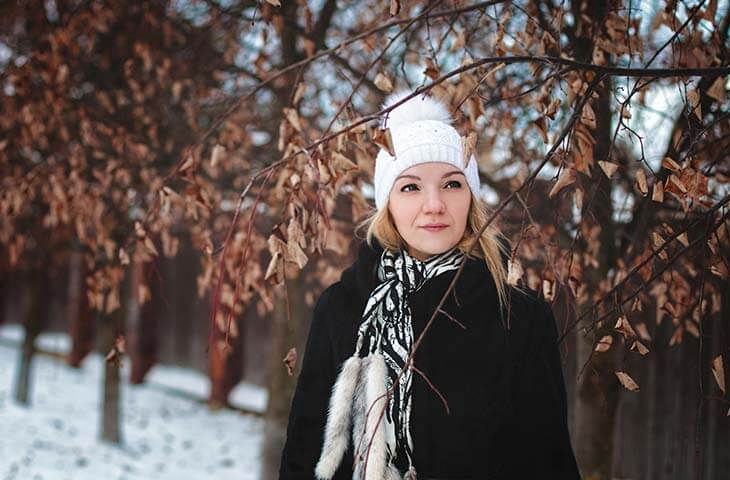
[382, 89, 452, 129]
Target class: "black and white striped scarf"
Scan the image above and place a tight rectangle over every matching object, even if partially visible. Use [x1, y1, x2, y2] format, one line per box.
[356, 248, 464, 473]
[315, 247, 465, 480]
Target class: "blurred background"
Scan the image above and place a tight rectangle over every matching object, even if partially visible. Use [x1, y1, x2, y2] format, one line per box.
[0, 1, 728, 479]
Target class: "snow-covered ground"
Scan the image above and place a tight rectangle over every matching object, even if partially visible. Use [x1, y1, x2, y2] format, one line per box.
[0, 325, 265, 480]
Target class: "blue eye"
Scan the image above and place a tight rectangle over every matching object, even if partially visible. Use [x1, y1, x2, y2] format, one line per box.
[400, 183, 419, 192]
[444, 180, 462, 189]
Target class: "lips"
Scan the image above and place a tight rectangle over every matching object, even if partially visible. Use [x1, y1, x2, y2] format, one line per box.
[420, 223, 448, 232]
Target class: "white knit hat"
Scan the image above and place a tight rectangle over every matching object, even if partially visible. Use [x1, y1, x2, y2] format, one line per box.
[373, 90, 480, 210]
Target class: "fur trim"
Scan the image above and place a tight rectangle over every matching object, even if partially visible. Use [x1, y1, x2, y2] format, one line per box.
[403, 466, 417, 480]
[386, 464, 405, 480]
[382, 89, 453, 129]
[352, 356, 369, 480]
[315, 355, 362, 479]
[363, 353, 389, 480]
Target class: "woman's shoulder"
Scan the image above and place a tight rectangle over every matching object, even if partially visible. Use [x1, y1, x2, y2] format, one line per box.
[313, 280, 349, 317]
[503, 285, 556, 336]
[507, 284, 544, 310]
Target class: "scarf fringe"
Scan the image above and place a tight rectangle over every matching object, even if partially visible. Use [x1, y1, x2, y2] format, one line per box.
[315, 355, 362, 479]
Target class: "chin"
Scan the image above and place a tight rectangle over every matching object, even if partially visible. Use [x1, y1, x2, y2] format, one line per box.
[410, 241, 459, 257]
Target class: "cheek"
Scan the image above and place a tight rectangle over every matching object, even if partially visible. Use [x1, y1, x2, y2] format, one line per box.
[389, 196, 419, 229]
[451, 195, 471, 230]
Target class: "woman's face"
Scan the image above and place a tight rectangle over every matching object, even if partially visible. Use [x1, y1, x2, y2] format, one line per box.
[388, 162, 472, 260]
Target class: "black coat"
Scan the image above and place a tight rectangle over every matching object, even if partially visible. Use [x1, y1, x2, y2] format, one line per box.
[279, 241, 581, 480]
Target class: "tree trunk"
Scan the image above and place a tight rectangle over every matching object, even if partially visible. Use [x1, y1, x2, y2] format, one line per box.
[100, 293, 124, 444]
[260, 272, 308, 480]
[208, 296, 244, 408]
[14, 267, 50, 405]
[129, 259, 159, 384]
[67, 248, 94, 368]
[15, 339, 34, 405]
[571, 2, 618, 471]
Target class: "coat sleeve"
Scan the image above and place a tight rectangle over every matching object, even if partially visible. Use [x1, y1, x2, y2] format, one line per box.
[525, 298, 582, 479]
[494, 296, 582, 479]
[279, 285, 339, 480]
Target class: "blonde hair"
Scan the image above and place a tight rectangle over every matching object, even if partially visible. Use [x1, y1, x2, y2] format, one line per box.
[362, 195, 512, 316]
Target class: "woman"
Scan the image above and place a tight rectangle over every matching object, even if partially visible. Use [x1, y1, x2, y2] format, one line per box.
[279, 90, 581, 480]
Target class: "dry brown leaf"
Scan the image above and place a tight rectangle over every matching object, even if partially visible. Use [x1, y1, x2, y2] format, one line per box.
[687, 89, 702, 120]
[507, 258, 523, 285]
[283, 347, 298, 376]
[661, 157, 681, 172]
[106, 288, 121, 314]
[668, 174, 688, 194]
[581, 103, 597, 129]
[144, 237, 159, 256]
[424, 58, 440, 80]
[651, 180, 664, 203]
[545, 98, 561, 119]
[461, 132, 477, 167]
[210, 144, 225, 168]
[712, 355, 725, 394]
[265, 0, 281, 6]
[264, 251, 281, 281]
[598, 160, 618, 178]
[119, 247, 130, 265]
[685, 320, 700, 338]
[332, 152, 358, 172]
[669, 326, 683, 346]
[374, 73, 394, 93]
[595, 335, 613, 353]
[390, 0, 400, 16]
[293, 82, 306, 105]
[614, 315, 637, 339]
[631, 340, 649, 355]
[283, 107, 302, 132]
[317, 158, 332, 184]
[138, 283, 151, 305]
[677, 232, 689, 247]
[616, 371, 640, 392]
[631, 297, 643, 312]
[542, 279, 554, 301]
[635, 169, 648, 196]
[651, 231, 665, 248]
[548, 168, 576, 198]
[287, 242, 308, 269]
[373, 128, 395, 157]
[710, 262, 728, 280]
[707, 76, 727, 103]
[179, 154, 195, 173]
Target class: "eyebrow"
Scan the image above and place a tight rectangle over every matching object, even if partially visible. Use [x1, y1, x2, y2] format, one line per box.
[394, 170, 465, 182]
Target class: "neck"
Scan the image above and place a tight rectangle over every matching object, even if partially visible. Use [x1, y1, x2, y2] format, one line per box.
[406, 246, 431, 261]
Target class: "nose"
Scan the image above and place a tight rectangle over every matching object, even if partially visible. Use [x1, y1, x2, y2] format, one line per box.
[422, 189, 446, 214]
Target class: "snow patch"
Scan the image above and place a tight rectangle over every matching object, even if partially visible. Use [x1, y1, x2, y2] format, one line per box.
[0, 326, 264, 480]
